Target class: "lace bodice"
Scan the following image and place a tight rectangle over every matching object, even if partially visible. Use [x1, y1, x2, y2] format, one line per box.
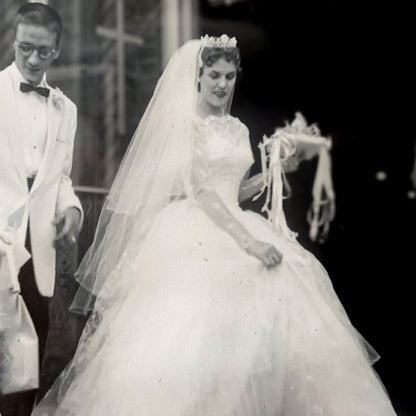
[193, 114, 254, 206]
[191, 114, 257, 252]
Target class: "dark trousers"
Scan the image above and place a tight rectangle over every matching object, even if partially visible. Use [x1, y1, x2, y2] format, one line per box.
[0, 179, 50, 416]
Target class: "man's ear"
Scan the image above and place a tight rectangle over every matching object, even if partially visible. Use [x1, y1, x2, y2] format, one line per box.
[53, 48, 61, 60]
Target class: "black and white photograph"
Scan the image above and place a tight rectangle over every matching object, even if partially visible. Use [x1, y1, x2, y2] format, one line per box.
[0, 0, 414, 415]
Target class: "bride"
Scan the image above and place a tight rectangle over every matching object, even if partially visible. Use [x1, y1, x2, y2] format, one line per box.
[33, 35, 397, 415]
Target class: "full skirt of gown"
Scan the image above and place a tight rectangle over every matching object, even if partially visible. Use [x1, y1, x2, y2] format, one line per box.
[33, 199, 397, 415]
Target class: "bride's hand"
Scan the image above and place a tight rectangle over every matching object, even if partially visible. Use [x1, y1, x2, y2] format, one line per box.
[246, 240, 283, 268]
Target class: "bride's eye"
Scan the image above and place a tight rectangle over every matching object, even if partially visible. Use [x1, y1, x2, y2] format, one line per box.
[209, 71, 220, 80]
[226, 72, 236, 80]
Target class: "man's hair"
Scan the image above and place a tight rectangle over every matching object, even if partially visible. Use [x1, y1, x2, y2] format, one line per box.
[13, 2, 62, 46]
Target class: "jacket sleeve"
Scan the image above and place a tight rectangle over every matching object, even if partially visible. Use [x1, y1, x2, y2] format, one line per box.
[55, 100, 84, 230]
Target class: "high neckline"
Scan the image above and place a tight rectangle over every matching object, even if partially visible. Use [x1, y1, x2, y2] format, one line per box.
[196, 113, 233, 122]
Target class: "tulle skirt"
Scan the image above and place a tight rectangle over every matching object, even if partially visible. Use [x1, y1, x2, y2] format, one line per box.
[33, 200, 396, 415]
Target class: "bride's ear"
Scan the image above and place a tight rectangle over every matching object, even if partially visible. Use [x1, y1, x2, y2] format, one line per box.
[197, 79, 201, 92]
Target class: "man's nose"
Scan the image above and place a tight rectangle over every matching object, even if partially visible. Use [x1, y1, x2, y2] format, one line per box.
[27, 49, 40, 65]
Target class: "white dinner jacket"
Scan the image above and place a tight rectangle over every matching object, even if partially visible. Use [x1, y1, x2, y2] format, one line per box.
[0, 63, 83, 297]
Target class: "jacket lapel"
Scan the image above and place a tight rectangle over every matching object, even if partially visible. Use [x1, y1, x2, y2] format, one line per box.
[31, 84, 62, 193]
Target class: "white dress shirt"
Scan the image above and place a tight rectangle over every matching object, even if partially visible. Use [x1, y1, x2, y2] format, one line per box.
[10, 63, 48, 179]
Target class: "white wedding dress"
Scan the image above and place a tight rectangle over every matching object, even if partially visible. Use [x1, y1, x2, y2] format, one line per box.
[33, 114, 396, 415]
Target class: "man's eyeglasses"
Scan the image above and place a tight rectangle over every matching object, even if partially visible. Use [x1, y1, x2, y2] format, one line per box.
[15, 41, 57, 60]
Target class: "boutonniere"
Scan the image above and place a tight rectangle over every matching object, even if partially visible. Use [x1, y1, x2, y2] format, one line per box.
[51, 87, 64, 110]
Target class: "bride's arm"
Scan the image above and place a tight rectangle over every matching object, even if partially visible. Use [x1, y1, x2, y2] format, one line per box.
[238, 172, 263, 203]
[196, 188, 282, 268]
[238, 150, 304, 204]
[192, 141, 282, 267]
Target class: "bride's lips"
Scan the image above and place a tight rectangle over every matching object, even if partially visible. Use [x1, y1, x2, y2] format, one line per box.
[214, 91, 227, 98]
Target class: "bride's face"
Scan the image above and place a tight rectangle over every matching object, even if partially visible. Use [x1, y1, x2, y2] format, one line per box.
[199, 58, 237, 111]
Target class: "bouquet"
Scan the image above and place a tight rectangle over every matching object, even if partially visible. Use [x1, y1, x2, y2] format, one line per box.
[257, 112, 335, 243]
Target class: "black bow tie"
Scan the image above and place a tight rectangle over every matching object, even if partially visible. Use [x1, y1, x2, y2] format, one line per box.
[20, 82, 50, 98]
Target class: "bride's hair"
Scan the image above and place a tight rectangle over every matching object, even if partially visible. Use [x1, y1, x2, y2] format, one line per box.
[199, 47, 241, 74]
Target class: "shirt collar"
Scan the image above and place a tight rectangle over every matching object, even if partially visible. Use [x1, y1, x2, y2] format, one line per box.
[10, 62, 48, 93]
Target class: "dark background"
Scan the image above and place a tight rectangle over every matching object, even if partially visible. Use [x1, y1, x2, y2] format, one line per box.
[200, 0, 415, 414]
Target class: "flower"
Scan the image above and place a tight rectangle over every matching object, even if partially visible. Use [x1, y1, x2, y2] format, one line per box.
[51, 88, 64, 110]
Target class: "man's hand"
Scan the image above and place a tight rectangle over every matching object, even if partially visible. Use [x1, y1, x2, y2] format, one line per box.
[0, 226, 17, 255]
[53, 207, 82, 247]
[0, 226, 16, 245]
[0, 238, 11, 256]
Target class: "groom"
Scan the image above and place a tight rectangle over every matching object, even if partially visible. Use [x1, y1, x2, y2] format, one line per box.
[0, 3, 83, 415]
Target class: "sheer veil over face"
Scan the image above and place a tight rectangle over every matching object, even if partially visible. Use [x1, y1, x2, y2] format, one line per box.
[72, 38, 238, 314]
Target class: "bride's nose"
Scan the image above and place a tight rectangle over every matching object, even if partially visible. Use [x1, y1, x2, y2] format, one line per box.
[217, 77, 226, 89]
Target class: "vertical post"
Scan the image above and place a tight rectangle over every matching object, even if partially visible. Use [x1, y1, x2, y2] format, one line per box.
[180, 0, 193, 44]
[161, 0, 197, 67]
[69, 0, 82, 185]
[116, 0, 126, 135]
[104, 65, 117, 186]
[0, 0, 18, 68]
[99, 0, 118, 186]
[161, 0, 180, 68]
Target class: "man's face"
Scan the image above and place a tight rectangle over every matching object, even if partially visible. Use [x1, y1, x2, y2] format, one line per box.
[14, 23, 60, 85]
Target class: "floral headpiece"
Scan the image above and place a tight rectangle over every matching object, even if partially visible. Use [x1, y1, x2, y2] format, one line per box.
[198, 34, 237, 68]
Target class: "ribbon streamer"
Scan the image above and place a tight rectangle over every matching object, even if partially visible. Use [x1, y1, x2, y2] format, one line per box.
[255, 113, 336, 243]
[256, 134, 297, 240]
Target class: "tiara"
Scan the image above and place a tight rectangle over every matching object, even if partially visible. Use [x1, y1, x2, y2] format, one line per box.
[200, 34, 237, 49]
